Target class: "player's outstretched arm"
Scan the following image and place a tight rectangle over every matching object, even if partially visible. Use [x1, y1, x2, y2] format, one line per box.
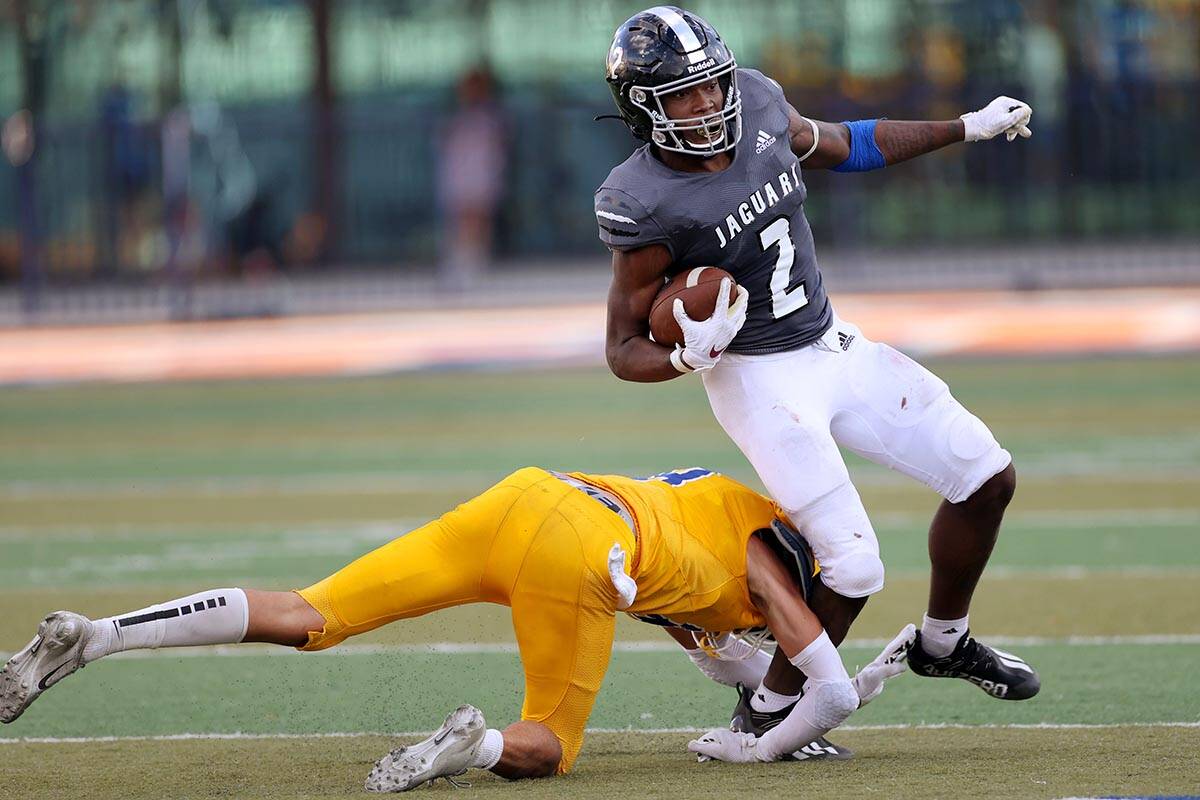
[606, 244, 690, 383]
[786, 96, 1032, 171]
[785, 112, 853, 169]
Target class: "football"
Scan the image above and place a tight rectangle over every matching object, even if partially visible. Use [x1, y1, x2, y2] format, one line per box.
[649, 266, 738, 347]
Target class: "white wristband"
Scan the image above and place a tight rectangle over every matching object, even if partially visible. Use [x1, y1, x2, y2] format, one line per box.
[959, 111, 980, 143]
[669, 347, 694, 374]
[797, 116, 820, 162]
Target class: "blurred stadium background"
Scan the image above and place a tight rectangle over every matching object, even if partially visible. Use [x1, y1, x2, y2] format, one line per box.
[1, 2, 1198, 798]
[1, 0, 1198, 327]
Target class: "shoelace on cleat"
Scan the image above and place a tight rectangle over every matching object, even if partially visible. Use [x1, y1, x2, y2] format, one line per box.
[442, 771, 471, 789]
[955, 638, 994, 672]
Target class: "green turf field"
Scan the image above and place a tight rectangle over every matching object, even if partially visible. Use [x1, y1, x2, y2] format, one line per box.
[2, 356, 1198, 799]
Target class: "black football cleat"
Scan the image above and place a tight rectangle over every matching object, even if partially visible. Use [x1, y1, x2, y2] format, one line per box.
[907, 630, 1040, 700]
[729, 683, 854, 761]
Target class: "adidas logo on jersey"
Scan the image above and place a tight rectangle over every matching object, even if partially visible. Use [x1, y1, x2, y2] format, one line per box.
[838, 331, 855, 351]
[755, 129, 777, 154]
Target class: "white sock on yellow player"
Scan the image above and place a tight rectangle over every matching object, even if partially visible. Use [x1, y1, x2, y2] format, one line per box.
[81, 588, 249, 663]
[750, 683, 799, 713]
[469, 729, 504, 770]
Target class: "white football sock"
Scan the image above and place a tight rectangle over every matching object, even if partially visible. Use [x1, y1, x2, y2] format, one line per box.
[750, 683, 799, 713]
[470, 729, 504, 770]
[920, 613, 968, 658]
[82, 588, 249, 663]
[788, 631, 850, 683]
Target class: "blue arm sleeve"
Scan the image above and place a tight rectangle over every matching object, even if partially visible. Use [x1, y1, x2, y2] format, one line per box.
[832, 119, 887, 173]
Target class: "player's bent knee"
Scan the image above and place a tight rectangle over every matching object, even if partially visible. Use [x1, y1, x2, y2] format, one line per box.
[539, 751, 565, 778]
[935, 400, 1014, 504]
[513, 748, 562, 779]
[494, 722, 565, 780]
[962, 461, 1017, 512]
[987, 462, 1017, 506]
[529, 734, 564, 778]
[820, 551, 885, 599]
[786, 482, 882, 597]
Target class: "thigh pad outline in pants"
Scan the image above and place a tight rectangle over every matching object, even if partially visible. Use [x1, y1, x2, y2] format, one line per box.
[510, 511, 618, 774]
[703, 356, 850, 513]
[788, 481, 884, 598]
[704, 362, 883, 599]
[835, 339, 1011, 504]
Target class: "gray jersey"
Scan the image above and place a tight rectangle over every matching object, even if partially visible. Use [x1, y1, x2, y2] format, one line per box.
[595, 68, 831, 354]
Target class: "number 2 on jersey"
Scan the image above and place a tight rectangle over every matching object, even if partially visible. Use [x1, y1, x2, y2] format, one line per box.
[758, 217, 808, 319]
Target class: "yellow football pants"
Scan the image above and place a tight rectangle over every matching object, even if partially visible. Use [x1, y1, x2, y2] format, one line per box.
[296, 467, 634, 773]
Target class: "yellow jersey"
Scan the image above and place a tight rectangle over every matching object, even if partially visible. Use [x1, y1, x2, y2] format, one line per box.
[566, 468, 787, 635]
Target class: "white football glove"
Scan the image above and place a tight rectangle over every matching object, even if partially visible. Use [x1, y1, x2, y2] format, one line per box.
[670, 278, 748, 374]
[960, 96, 1033, 143]
[607, 543, 637, 610]
[851, 623, 917, 707]
[688, 727, 764, 763]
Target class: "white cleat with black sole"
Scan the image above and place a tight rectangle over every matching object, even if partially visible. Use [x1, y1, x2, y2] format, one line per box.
[0, 611, 94, 723]
[365, 704, 487, 793]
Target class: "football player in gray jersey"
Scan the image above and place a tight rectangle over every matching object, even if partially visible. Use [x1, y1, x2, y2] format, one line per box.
[595, 6, 1040, 764]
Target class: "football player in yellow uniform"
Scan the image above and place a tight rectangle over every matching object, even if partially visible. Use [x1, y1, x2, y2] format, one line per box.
[1, 466, 911, 791]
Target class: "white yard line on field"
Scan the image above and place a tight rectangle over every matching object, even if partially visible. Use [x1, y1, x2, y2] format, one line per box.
[0, 472, 499, 500]
[973, 565, 1200, 580]
[0, 519, 428, 541]
[7, 563, 1197, 588]
[3, 462, 1200, 500]
[2, 721, 1198, 746]
[2, 507, 1198, 540]
[873, 508, 1200, 529]
[2, 633, 1198, 663]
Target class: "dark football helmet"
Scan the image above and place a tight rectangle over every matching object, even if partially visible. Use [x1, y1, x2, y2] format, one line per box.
[605, 6, 741, 156]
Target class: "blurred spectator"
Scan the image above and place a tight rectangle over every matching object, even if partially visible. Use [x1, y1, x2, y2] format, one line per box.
[2, 0, 1199, 296]
[435, 66, 507, 293]
[99, 82, 153, 276]
[188, 102, 283, 278]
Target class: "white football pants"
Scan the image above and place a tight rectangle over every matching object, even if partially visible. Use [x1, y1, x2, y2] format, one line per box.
[702, 313, 1011, 598]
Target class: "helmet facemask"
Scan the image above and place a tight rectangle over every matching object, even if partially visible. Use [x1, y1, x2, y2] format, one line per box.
[627, 59, 741, 157]
[692, 626, 775, 660]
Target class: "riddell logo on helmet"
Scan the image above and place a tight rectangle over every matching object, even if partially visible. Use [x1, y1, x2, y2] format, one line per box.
[686, 58, 716, 74]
